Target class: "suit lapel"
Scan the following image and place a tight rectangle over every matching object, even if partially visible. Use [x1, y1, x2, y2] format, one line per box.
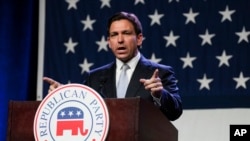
[103, 56, 154, 98]
[126, 56, 153, 97]
[102, 63, 117, 98]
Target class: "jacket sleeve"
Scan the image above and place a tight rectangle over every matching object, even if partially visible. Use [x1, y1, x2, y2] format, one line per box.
[158, 66, 183, 121]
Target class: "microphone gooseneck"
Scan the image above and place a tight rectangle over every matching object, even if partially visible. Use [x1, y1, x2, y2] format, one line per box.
[99, 76, 107, 98]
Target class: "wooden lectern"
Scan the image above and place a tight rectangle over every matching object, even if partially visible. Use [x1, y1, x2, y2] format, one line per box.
[7, 98, 177, 141]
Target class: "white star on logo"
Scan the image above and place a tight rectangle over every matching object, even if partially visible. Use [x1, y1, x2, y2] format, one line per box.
[64, 37, 78, 54]
[148, 10, 164, 26]
[235, 26, 250, 43]
[96, 36, 108, 52]
[100, 0, 111, 8]
[76, 111, 82, 117]
[199, 29, 216, 46]
[183, 8, 199, 24]
[163, 30, 180, 47]
[68, 111, 74, 117]
[180, 52, 197, 68]
[79, 58, 94, 74]
[216, 50, 233, 67]
[60, 111, 66, 117]
[65, 0, 79, 10]
[219, 5, 235, 22]
[150, 53, 162, 63]
[197, 74, 213, 90]
[233, 72, 250, 89]
[81, 15, 96, 31]
[134, 0, 145, 5]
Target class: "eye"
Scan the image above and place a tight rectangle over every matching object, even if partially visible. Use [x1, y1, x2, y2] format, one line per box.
[123, 31, 132, 35]
[109, 33, 118, 37]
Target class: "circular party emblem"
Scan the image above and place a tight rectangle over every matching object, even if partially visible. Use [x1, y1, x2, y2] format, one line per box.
[33, 84, 110, 141]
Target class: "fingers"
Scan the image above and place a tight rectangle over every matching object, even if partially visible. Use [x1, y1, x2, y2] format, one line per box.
[139, 78, 146, 83]
[43, 77, 58, 85]
[139, 69, 163, 97]
[151, 69, 159, 79]
[43, 77, 61, 93]
[139, 69, 159, 82]
[140, 69, 162, 90]
[142, 79, 162, 91]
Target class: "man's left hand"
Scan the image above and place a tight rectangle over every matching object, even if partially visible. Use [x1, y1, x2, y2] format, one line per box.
[140, 69, 163, 98]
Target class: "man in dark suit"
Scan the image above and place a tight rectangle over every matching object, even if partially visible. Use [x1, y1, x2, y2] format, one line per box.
[44, 11, 182, 121]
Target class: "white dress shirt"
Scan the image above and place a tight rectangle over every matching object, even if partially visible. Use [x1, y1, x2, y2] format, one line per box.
[116, 52, 141, 88]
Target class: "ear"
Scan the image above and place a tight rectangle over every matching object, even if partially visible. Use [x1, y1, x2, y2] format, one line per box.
[107, 37, 111, 48]
[137, 33, 143, 46]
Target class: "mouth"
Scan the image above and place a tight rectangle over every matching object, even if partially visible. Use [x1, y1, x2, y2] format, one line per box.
[117, 47, 127, 53]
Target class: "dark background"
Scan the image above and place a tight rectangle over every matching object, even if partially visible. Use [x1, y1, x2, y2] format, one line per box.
[0, 0, 38, 140]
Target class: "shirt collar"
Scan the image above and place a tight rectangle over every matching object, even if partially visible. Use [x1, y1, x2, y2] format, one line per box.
[116, 52, 141, 70]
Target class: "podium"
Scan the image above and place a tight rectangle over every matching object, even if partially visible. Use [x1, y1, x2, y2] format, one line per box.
[7, 98, 177, 141]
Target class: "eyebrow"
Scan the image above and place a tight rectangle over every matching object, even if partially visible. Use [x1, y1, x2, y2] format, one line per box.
[109, 29, 134, 34]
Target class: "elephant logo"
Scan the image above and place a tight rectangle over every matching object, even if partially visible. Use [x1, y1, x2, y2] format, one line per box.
[56, 107, 88, 136]
[34, 84, 109, 141]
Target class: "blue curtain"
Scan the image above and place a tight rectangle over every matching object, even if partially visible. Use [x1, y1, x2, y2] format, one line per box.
[0, 0, 38, 140]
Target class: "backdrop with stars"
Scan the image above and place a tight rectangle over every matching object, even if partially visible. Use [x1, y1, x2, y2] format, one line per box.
[40, 0, 250, 109]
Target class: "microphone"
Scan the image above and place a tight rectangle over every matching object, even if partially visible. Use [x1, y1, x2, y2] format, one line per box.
[99, 76, 107, 98]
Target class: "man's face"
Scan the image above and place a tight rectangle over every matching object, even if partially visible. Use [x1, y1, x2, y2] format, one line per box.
[108, 19, 143, 62]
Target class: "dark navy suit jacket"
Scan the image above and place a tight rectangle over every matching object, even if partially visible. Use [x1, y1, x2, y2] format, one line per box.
[84, 55, 182, 120]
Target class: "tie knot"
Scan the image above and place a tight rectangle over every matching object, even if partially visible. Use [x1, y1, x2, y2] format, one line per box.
[121, 64, 130, 71]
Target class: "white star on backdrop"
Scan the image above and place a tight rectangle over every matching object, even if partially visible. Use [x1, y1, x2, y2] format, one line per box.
[64, 37, 78, 54]
[148, 9, 164, 26]
[100, 0, 111, 8]
[183, 8, 199, 24]
[96, 36, 108, 52]
[81, 15, 96, 31]
[233, 72, 250, 89]
[219, 5, 235, 22]
[235, 26, 250, 43]
[199, 29, 216, 46]
[65, 0, 79, 10]
[150, 53, 162, 63]
[216, 50, 233, 67]
[168, 0, 180, 3]
[40, 0, 250, 109]
[139, 37, 146, 49]
[134, 0, 145, 5]
[79, 58, 94, 74]
[163, 30, 180, 47]
[180, 52, 197, 68]
[197, 74, 214, 90]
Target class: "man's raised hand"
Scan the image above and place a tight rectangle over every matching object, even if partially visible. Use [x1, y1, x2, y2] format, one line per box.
[139, 69, 163, 98]
[43, 77, 62, 93]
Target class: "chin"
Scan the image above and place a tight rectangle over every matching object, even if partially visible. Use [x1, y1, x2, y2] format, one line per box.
[116, 56, 128, 62]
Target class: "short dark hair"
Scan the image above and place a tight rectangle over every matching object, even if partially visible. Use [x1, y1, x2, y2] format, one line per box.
[107, 11, 143, 36]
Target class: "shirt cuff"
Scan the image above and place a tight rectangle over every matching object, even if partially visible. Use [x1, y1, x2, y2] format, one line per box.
[151, 94, 162, 107]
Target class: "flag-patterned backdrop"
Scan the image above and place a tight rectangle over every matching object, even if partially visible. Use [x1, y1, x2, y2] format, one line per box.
[40, 0, 250, 109]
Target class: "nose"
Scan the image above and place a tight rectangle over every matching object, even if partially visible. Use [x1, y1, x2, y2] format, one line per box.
[117, 34, 124, 44]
